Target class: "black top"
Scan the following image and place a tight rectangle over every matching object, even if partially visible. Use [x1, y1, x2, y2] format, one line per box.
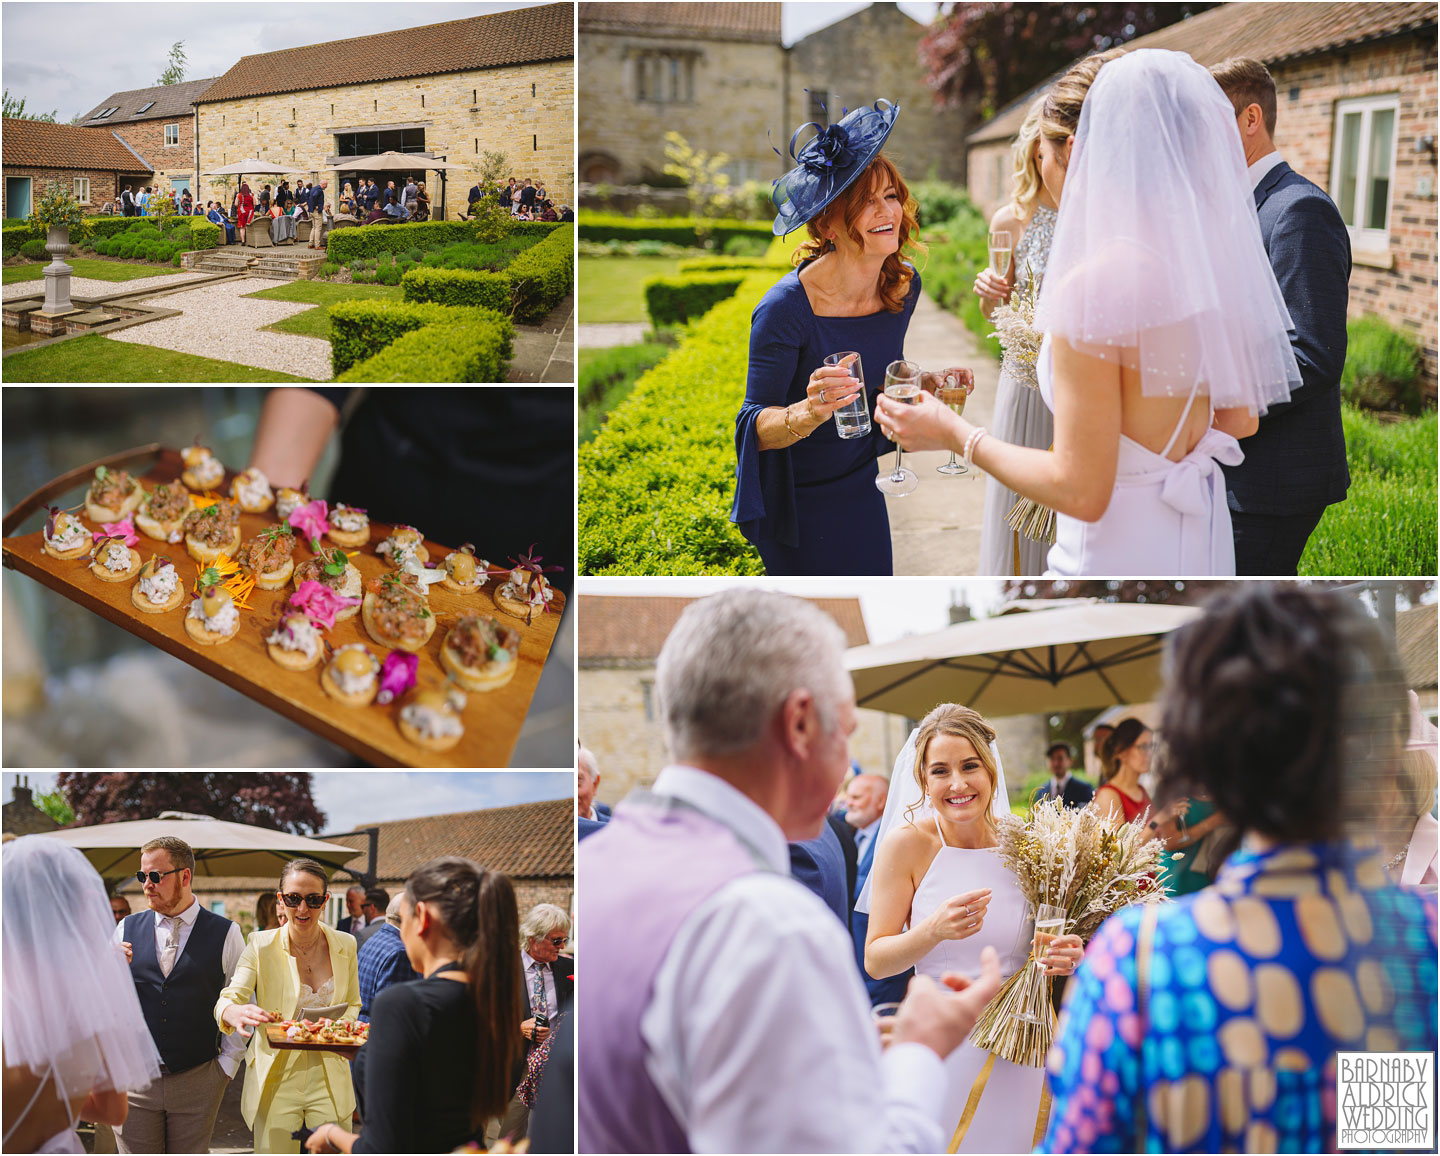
[354, 972, 480, 1153]
[303, 388, 573, 595]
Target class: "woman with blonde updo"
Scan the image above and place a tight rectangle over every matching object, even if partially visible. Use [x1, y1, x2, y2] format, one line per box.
[977, 93, 1061, 576]
[861, 704, 1083, 1152]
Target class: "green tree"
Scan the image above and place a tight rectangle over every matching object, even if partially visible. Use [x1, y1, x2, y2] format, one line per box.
[478, 149, 509, 190]
[157, 41, 187, 86]
[662, 131, 731, 225]
[34, 788, 74, 826]
[3, 89, 59, 122]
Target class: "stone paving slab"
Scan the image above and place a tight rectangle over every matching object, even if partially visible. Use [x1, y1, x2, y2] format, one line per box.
[509, 293, 576, 383]
[876, 291, 999, 576]
[578, 321, 650, 348]
[106, 277, 333, 381]
[2, 270, 210, 301]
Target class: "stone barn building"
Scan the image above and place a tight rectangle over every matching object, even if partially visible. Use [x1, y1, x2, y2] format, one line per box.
[77, 77, 217, 203]
[787, 2, 969, 185]
[966, 1, 1439, 394]
[118, 799, 575, 940]
[192, 3, 574, 218]
[1, 118, 151, 218]
[578, 594, 912, 805]
[578, 2, 787, 186]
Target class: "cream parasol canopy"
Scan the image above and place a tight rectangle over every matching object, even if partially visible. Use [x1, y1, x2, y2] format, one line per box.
[845, 601, 1203, 718]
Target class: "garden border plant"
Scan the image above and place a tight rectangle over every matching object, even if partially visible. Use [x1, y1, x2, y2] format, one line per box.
[398, 223, 574, 323]
[643, 271, 747, 327]
[327, 299, 515, 382]
[580, 213, 773, 250]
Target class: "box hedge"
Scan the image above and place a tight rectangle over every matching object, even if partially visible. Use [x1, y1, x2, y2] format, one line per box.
[580, 213, 774, 250]
[676, 256, 791, 276]
[644, 272, 747, 327]
[4, 227, 30, 257]
[336, 315, 515, 383]
[327, 299, 513, 381]
[400, 266, 511, 312]
[326, 218, 562, 263]
[507, 224, 574, 323]
[579, 271, 774, 575]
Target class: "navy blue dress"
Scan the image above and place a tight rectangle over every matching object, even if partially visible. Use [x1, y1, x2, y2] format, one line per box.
[731, 264, 921, 576]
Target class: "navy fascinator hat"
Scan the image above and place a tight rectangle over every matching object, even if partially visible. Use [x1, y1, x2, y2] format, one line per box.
[771, 99, 900, 237]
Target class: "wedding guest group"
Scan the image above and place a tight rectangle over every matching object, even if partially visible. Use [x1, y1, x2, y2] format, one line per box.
[578, 588, 1004, 1152]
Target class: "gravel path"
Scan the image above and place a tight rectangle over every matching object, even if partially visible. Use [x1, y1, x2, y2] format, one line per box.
[2, 270, 210, 301]
[106, 277, 334, 381]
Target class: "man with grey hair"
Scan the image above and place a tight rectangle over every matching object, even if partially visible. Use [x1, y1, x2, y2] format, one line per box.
[495, 903, 574, 1142]
[356, 890, 415, 1023]
[578, 588, 1002, 1152]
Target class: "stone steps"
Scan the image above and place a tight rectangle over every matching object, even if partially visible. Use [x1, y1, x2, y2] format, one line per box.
[192, 250, 327, 281]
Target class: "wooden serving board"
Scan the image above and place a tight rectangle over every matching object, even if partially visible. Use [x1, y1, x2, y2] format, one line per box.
[0, 448, 563, 768]
[264, 1024, 365, 1058]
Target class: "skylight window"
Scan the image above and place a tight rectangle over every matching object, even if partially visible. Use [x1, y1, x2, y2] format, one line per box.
[96, 107, 117, 119]
[136, 101, 155, 113]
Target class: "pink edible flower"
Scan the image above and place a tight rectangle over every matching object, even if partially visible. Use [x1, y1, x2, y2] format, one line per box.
[376, 651, 418, 706]
[288, 580, 359, 632]
[287, 498, 330, 541]
[93, 512, 139, 547]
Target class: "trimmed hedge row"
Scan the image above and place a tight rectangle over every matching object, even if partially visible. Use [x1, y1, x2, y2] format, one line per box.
[400, 266, 510, 311]
[579, 271, 773, 575]
[327, 299, 514, 381]
[327, 218, 560, 263]
[337, 315, 515, 383]
[644, 272, 746, 326]
[676, 256, 791, 275]
[3, 227, 28, 257]
[507, 224, 574, 323]
[580, 213, 773, 250]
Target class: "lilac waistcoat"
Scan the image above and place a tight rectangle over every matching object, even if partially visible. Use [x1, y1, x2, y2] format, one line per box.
[577, 794, 768, 1154]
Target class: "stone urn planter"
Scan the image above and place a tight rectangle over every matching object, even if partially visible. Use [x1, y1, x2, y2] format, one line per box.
[42, 225, 75, 315]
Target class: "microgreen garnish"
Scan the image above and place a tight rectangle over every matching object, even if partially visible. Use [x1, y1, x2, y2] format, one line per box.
[261, 523, 293, 542]
[322, 548, 348, 577]
[94, 465, 108, 481]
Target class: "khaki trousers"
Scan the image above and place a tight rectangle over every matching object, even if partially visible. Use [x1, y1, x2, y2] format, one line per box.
[115, 1058, 228, 1154]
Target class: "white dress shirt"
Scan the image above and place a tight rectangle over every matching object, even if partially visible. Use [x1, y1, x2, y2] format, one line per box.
[115, 897, 248, 1077]
[523, 949, 560, 1022]
[1248, 149, 1285, 192]
[638, 766, 948, 1153]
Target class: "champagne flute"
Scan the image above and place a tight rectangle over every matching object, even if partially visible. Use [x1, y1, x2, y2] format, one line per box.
[987, 231, 1013, 280]
[935, 368, 975, 476]
[1015, 902, 1069, 1024]
[877, 359, 921, 497]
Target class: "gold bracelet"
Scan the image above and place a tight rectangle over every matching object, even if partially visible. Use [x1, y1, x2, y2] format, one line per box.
[782, 405, 806, 441]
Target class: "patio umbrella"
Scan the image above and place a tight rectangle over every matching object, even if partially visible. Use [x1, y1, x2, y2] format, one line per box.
[846, 602, 1203, 719]
[332, 151, 468, 173]
[206, 159, 294, 176]
[41, 814, 363, 883]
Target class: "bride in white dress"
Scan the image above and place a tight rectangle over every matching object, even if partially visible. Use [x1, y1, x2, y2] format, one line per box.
[878, 49, 1302, 576]
[858, 705, 1083, 1153]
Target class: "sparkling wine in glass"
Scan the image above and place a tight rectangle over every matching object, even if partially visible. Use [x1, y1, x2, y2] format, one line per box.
[877, 359, 921, 497]
[987, 230, 1013, 279]
[936, 368, 975, 476]
[1015, 902, 1068, 1024]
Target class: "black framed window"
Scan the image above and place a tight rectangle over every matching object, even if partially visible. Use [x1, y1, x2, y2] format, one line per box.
[335, 127, 426, 156]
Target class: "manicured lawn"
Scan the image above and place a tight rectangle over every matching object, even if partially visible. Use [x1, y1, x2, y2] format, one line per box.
[578, 256, 685, 323]
[247, 281, 403, 342]
[3, 335, 316, 382]
[2, 258, 187, 284]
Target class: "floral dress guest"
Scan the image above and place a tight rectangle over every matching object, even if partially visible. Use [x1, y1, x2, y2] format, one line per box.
[1043, 585, 1439, 1153]
[731, 99, 941, 576]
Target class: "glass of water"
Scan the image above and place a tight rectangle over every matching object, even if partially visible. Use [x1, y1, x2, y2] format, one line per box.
[823, 351, 870, 439]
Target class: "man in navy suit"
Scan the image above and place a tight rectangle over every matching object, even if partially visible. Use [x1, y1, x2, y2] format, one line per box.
[844, 773, 911, 1004]
[1030, 742, 1095, 809]
[577, 744, 611, 841]
[1211, 57, 1352, 575]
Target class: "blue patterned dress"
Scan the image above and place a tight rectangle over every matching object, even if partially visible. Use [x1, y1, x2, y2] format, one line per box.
[1042, 842, 1438, 1153]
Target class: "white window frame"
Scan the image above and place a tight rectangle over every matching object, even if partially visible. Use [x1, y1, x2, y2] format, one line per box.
[1329, 93, 1399, 253]
[73, 177, 90, 202]
[164, 123, 179, 147]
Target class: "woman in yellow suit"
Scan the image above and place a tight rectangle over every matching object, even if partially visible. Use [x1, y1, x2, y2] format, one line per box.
[215, 857, 361, 1154]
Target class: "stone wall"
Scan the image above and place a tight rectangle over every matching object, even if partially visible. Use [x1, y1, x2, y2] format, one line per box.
[1270, 38, 1437, 394]
[787, 3, 969, 186]
[195, 61, 574, 214]
[579, 31, 787, 186]
[580, 663, 917, 804]
[2, 166, 150, 216]
[115, 116, 198, 194]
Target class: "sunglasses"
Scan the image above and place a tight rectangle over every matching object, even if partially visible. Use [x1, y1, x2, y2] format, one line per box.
[279, 892, 327, 909]
[136, 868, 184, 885]
[546, 935, 568, 947]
